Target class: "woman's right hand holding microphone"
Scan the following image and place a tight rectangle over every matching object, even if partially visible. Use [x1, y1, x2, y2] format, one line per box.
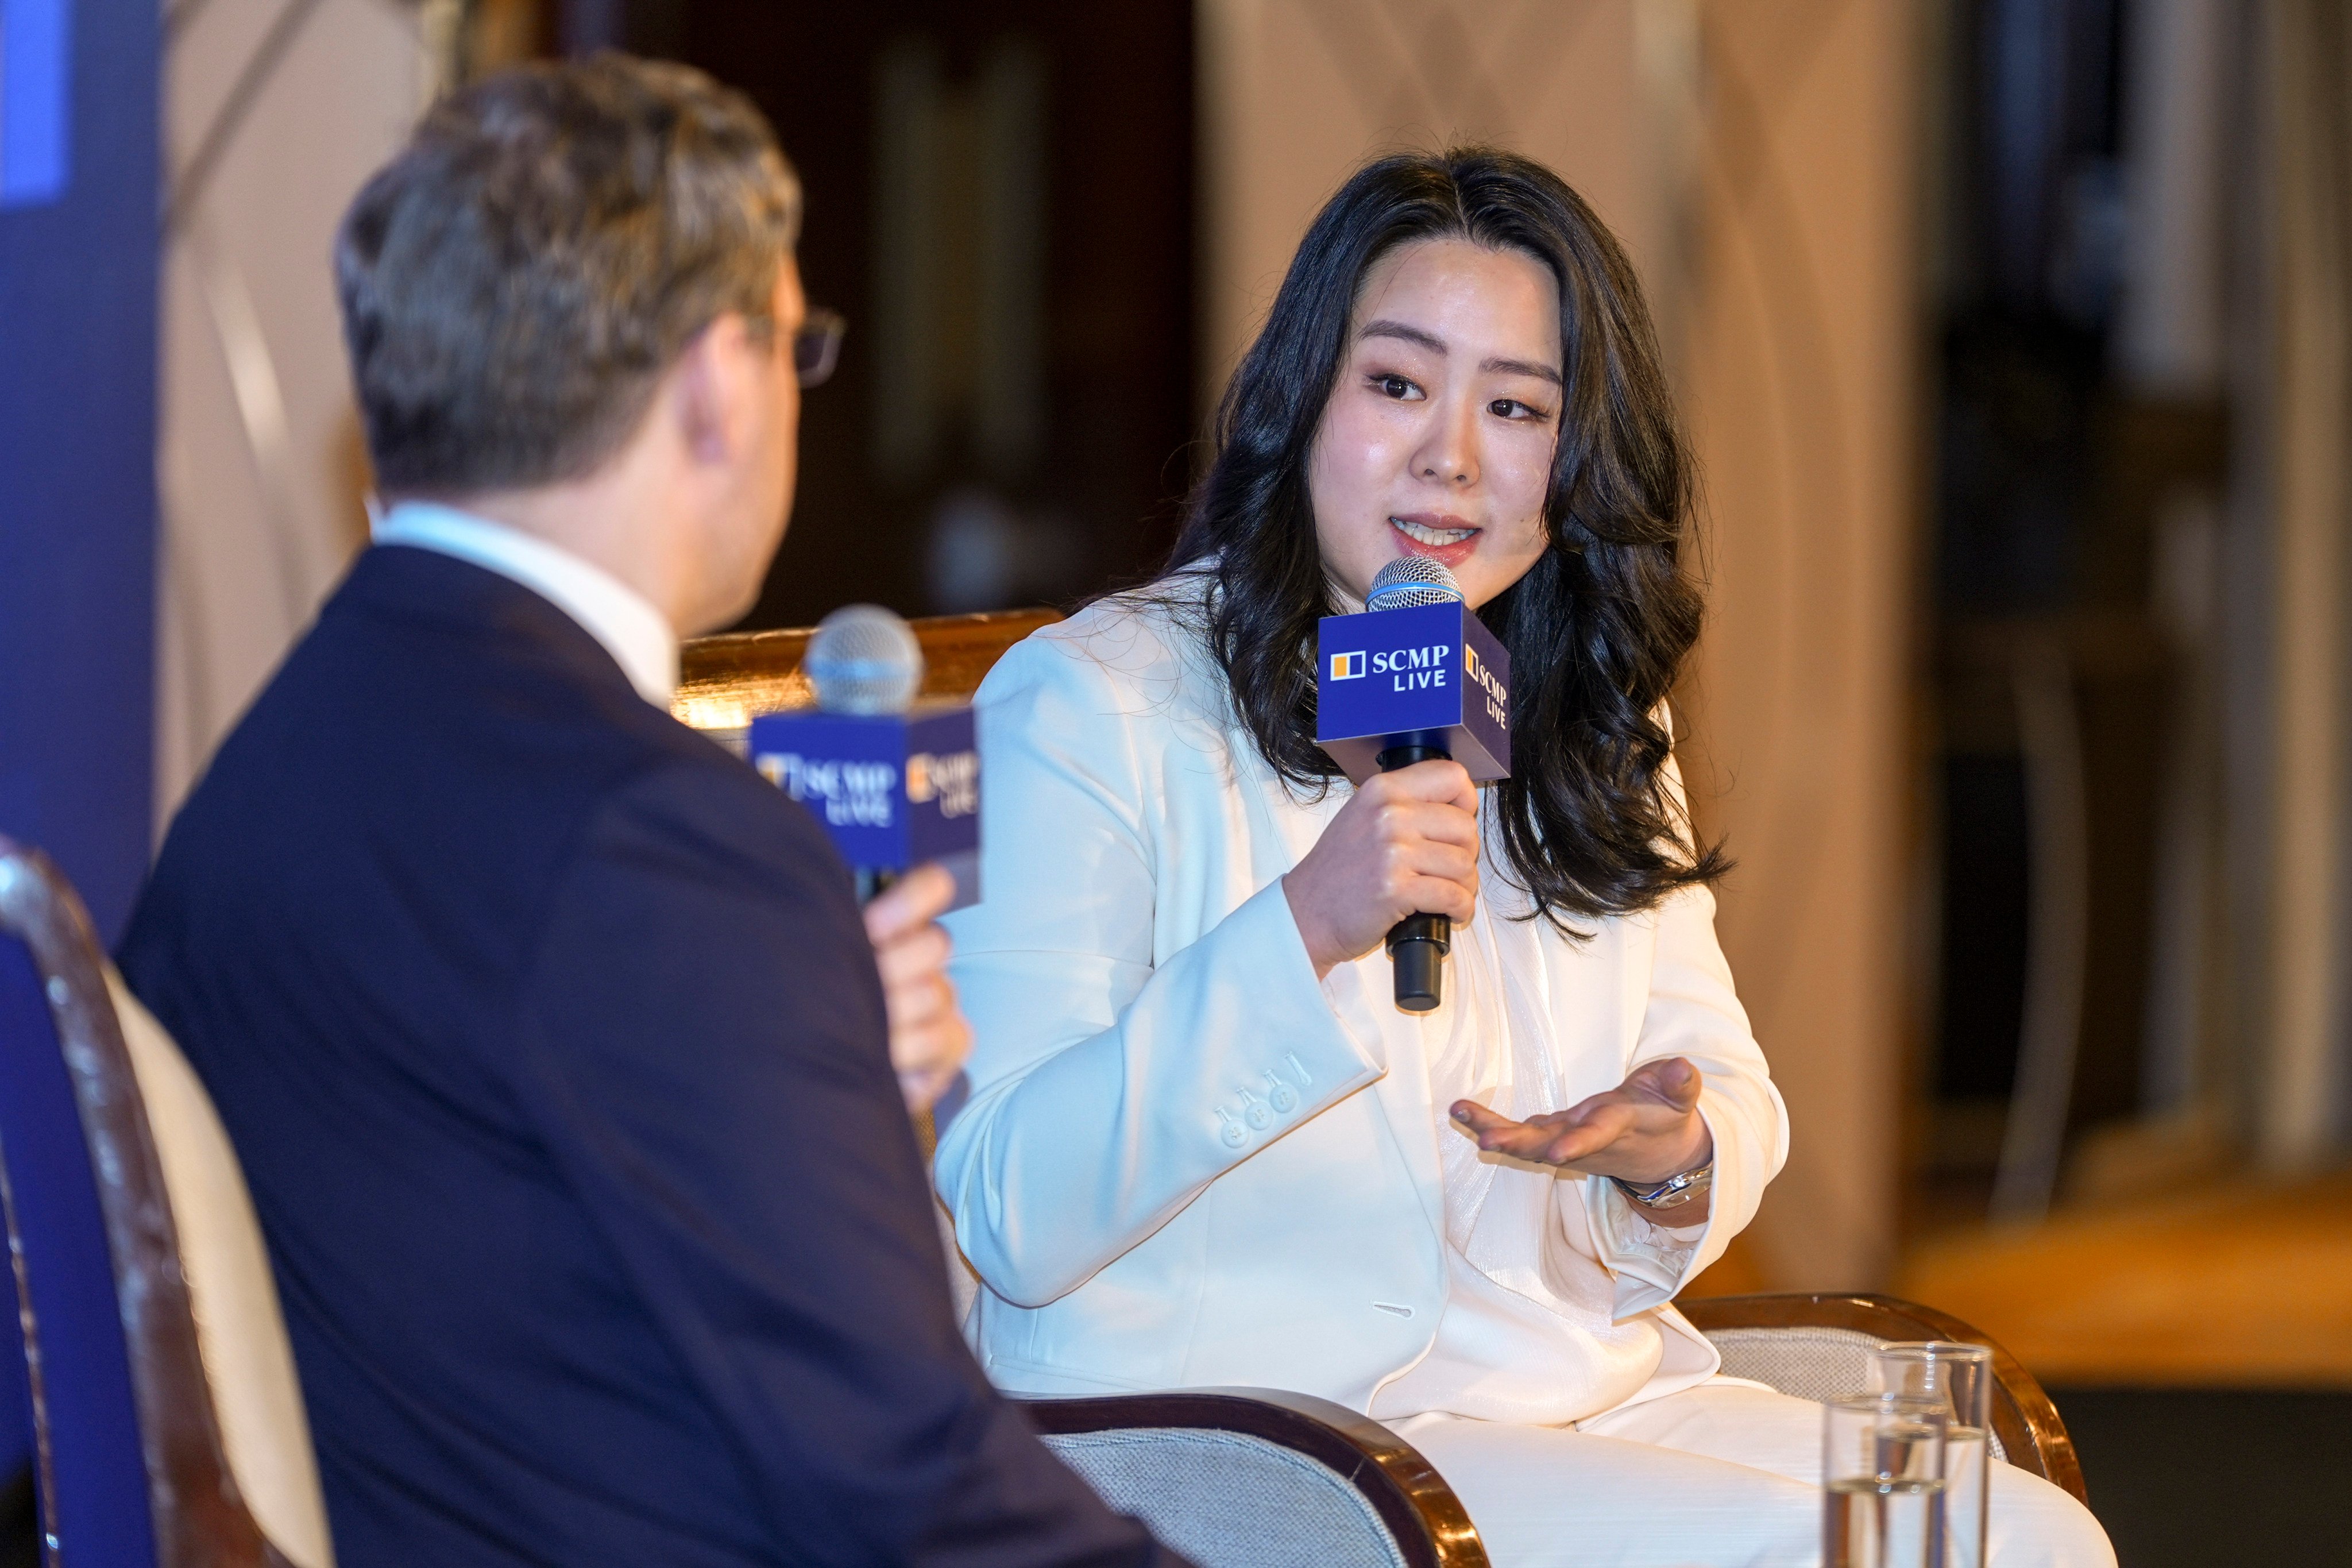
[1281, 759, 1482, 979]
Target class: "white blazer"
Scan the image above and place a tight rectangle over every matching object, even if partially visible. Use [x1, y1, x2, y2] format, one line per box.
[936, 588, 1788, 1417]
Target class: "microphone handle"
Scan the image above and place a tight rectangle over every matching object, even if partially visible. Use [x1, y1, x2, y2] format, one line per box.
[1377, 738, 1451, 1013]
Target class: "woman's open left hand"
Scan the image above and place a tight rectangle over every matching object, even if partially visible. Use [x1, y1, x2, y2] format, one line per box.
[1449, 1056, 1714, 1187]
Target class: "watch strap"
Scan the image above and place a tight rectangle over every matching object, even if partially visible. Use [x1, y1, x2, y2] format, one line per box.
[1611, 1162, 1714, 1211]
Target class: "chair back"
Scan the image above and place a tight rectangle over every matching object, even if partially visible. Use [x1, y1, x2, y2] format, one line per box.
[0, 852, 157, 1564]
[0, 836, 304, 1567]
[674, 607, 1062, 747]
[1682, 1292, 2087, 1502]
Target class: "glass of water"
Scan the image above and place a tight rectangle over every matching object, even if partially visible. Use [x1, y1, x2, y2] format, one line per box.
[1824, 1393, 1948, 1568]
[1874, 1342, 1995, 1568]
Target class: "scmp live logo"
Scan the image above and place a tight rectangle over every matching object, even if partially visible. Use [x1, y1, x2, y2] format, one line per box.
[906, 750, 979, 817]
[1328, 644, 1453, 685]
[1328, 643, 1508, 726]
[757, 748, 979, 827]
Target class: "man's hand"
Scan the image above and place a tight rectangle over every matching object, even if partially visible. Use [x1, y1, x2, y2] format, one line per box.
[862, 863, 972, 1117]
[1450, 1057, 1714, 1211]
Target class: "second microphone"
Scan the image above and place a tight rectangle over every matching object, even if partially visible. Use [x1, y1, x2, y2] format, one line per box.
[750, 604, 982, 907]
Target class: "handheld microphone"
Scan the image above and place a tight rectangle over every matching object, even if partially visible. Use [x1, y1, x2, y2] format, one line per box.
[749, 605, 981, 908]
[1315, 558, 1512, 1013]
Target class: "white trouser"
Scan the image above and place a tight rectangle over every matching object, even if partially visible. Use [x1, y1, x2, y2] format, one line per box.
[1384, 1381, 2115, 1568]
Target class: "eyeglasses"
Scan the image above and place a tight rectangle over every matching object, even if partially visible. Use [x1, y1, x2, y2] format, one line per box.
[794, 308, 846, 387]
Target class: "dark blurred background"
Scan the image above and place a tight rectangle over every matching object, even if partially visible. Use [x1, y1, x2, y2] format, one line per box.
[659, 1, 1199, 627]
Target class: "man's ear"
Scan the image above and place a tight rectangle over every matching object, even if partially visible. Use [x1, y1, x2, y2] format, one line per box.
[670, 316, 748, 468]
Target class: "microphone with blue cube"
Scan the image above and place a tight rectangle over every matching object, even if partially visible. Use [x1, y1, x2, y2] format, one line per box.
[1316, 557, 1511, 1013]
[750, 605, 981, 909]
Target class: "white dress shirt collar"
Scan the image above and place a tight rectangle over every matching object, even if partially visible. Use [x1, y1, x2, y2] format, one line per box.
[370, 501, 680, 708]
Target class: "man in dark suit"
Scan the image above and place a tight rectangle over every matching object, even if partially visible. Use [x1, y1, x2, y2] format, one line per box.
[119, 56, 1183, 1568]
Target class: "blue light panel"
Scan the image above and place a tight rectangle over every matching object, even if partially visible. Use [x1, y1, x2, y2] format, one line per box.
[0, 0, 72, 209]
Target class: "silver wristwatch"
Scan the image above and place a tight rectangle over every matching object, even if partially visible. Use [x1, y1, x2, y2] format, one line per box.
[1611, 1162, 1714, 1211]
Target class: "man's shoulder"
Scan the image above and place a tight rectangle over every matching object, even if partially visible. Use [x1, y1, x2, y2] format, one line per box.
[437, 689, 849, 939]
[144, 557, 828, 983]
[583, 735, 845, 890]
[187, 561, 667, 831]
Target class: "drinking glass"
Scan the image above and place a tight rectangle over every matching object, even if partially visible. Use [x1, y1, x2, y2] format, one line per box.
[1823, 1393, 1948, 1568]
[1873, 1341, 1995, 1568]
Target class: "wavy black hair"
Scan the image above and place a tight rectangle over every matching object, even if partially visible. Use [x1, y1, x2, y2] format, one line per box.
[1166, 146, 1724, 927]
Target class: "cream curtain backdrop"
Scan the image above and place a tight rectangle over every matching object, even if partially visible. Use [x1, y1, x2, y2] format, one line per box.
[1196, 0, 1920, 1289]
[159, 0, 432, 828]
[2237, 0, 2352, 1169]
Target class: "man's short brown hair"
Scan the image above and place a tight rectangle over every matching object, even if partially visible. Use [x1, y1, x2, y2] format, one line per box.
[335, 54, 800, 497]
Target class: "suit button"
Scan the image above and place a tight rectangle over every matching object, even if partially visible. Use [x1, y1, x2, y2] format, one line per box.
[1265, 1073, 1298, 1114]
[1218, 1109, 1248, 1148]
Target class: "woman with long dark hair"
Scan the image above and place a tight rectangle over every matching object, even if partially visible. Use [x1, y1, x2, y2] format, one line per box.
[934, 149, 2110, 1567]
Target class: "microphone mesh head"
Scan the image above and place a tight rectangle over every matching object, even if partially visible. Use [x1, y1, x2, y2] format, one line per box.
[806, 604, 924, 715]
[1365, 555, 1465, 611]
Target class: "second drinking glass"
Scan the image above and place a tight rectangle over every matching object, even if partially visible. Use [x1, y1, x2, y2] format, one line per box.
[1872, 1341, 1995, 1568]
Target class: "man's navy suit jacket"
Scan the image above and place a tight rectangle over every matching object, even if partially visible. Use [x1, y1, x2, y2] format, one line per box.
[119, 546, 1172, 1568]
